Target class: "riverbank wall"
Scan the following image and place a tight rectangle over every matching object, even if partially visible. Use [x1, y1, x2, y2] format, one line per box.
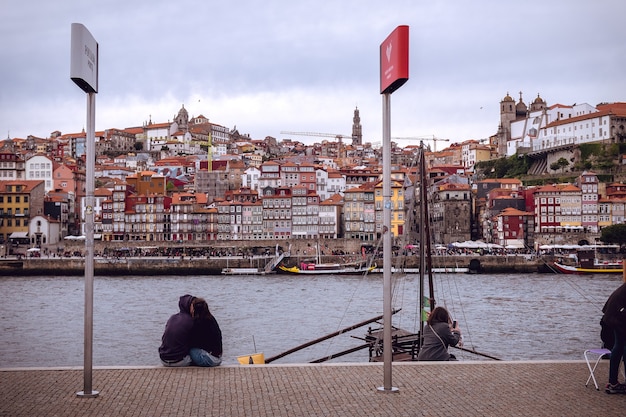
[0, 253, 551, 276]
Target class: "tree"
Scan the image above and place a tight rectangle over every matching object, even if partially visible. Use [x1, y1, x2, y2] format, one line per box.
[550, 157, 569, 173]
[600, 224, 626, 247]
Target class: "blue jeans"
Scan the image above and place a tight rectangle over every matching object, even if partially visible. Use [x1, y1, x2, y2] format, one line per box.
[160, 354, 192, 367]
[609, 329, 626, 384]
[190, 348, 222, 367]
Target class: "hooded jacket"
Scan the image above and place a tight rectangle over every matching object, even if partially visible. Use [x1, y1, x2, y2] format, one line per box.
[602, 282, 626, 335]
[158, 294, 195, 362]
[190, 314, 223, 357]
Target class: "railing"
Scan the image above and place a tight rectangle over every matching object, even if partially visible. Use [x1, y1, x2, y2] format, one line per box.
[264, 251, 287, 272]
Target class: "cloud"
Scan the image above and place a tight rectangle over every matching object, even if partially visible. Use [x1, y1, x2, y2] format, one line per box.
[1, 0, 625, 146]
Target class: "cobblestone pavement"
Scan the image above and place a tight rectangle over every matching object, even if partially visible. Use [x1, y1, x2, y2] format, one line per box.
[1, 361, 625, 417]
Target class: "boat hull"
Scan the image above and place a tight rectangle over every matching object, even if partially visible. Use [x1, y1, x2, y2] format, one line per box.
[552, 262, 623, 274]
[278, 264, 376, 275]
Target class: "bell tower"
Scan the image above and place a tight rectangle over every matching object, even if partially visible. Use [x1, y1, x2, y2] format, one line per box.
[497, 93, 516, 157]
[174, 104, 189, 131]
[351, 107, 362, 146]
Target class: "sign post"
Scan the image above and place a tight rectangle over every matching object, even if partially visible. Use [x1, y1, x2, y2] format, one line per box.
[378, 25, 409, 393]
[70, 22, 99, 398]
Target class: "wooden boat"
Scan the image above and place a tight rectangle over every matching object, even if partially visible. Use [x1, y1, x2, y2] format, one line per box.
[277, 241, 376, 275]
[278, 261, 376, 275]
[365, 143, 433, 362]
[552, 249, 623, 274]
[364, 144, 499, 363]
[262, 144, 497, 365]
[552, 261, 623, 274]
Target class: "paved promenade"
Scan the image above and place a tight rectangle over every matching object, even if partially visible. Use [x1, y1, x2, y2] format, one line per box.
[1, 361, 624, 416]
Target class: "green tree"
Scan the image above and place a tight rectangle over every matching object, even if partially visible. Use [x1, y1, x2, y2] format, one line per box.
[550, 157, 569, 173]
[600, 224, 626, 247]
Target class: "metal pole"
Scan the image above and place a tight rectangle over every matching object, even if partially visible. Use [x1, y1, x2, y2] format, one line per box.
[77, 91, 98, 398]
[378, 92, 398, 393]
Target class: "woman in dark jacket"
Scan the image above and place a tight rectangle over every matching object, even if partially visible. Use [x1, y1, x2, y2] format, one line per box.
[417, 306, 462, 361]
[602, 282, 626, 394]
[189, 297, 223, 367]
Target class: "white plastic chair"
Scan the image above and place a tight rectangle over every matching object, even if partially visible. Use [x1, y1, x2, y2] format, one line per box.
[584, 348, 625, 390]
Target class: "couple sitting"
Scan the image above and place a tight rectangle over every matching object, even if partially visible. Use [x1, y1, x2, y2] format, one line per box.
[158, 294, 223, 367]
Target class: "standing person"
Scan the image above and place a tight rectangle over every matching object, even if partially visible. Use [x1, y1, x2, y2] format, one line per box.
[189, 297, 223, 367]
[417, 306, 462, 361]
[602, 282, 626, 394]
[158, 294, 196, 367]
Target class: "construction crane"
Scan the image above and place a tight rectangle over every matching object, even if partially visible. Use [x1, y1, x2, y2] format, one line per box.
[281, 131, 353, 143]
[194, 132, 213, 171]
[281, 131, 353, 157]
[391, 135, 450, 152]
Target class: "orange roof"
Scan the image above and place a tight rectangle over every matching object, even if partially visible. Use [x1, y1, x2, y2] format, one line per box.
[498, 207, 534, 216]
[545, 102, 626, 128]
[559, 184, 581, 192]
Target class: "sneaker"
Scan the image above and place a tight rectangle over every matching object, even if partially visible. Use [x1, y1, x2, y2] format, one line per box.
[605, 383, 626, 394]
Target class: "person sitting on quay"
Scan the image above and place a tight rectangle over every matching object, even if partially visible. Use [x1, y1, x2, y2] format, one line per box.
[189, 297, 223, 367]
[417, 306, 462, 361]
[602, 282, 626, 394]
[158, 294, 196, 367]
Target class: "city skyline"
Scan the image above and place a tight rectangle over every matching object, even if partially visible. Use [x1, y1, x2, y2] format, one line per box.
[2, 1, 625, 145]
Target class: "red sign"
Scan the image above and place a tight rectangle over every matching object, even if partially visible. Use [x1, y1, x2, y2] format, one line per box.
[380, 25, 409, 95]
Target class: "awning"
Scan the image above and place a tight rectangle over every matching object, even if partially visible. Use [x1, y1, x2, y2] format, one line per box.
[9, 232, 29, 239]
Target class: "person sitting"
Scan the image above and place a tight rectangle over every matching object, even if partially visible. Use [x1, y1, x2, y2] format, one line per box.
[602, 282, 626, 394]
[189, 297, 223, 367]
[417, 306, 462, 361]
[158, 294, 196, 367]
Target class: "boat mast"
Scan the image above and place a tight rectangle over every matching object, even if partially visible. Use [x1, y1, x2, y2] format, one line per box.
[422, 144, 435, 311]
[418, 142, 435, 340]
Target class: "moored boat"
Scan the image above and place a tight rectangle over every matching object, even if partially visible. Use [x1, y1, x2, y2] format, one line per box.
[552, 248, 624, 274]
[552, 261, 623, 274]
[278, 262, 376, 275]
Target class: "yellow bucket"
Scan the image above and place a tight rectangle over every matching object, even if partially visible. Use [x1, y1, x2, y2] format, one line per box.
[237, 353, 265, 365]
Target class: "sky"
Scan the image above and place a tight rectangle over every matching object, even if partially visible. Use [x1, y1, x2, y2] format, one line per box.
[1, 0, 625, 147]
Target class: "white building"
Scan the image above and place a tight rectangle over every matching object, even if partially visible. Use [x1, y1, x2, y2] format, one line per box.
[242, 166, 261, 190]
[507, 101, 619, 156]
[25, 154, 54, 192]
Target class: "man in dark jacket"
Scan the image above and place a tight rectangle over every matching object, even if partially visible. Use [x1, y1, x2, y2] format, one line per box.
[158, 294, 196, 367]
[602, 282, 626, 394]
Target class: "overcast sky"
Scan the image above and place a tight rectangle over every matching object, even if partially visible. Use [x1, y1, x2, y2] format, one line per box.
[1, 0, 625, 146]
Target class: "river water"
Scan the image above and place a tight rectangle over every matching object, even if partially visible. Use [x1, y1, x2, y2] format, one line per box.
[0, 272, 621, 367]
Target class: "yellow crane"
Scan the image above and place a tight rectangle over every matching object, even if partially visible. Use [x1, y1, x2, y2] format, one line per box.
[391, 135, 450, 152]
[194, 131, 213, 171]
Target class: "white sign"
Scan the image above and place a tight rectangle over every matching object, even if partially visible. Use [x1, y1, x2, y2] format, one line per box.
[70, 23, 98, 93]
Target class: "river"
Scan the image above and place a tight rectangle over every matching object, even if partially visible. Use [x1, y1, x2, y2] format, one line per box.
[0, 272, 621, 367]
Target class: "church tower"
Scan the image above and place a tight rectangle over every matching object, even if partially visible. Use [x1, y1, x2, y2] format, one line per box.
[497, 93, 516, 157]
[351, 107, 362, 146]
[515, 91, 528, 120]
[500, 92, 516, 128]
[530, 94, 546, 112]
[174, 104, 189, 131]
